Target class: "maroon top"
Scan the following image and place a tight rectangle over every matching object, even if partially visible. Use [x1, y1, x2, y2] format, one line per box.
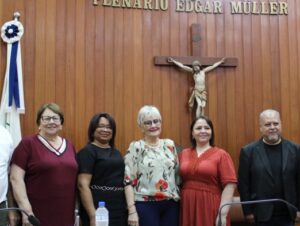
[11, 135, 78, 226]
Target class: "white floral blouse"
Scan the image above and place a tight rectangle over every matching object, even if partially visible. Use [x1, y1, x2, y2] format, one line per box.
[124, 139, 180, 201]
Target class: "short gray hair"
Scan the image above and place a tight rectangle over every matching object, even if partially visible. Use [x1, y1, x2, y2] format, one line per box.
[137, 105, 162, 126]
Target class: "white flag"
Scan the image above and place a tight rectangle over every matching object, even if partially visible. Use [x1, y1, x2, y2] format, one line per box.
[0, 12, 25, 148]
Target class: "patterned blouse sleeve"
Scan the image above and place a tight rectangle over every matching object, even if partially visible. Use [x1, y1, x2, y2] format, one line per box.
[124, 141, 140, 186]
[218, 149, 237, 187]
[165, 139, 181, 186]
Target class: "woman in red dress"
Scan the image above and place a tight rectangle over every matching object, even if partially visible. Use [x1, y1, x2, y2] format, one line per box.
[179, 116, 237, 226]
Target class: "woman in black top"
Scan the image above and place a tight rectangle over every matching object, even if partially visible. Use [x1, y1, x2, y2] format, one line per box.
[77, 112, 127, 226]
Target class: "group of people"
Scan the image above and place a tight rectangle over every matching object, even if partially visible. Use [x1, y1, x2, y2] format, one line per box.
[0, 103, 300, 226]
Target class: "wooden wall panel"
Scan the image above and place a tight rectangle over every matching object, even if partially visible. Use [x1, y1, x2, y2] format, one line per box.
[74, 1, 86, 147]
[0, 0, 299, 171]
[64, 0, 76, 142]
[113, 8, 125, 148]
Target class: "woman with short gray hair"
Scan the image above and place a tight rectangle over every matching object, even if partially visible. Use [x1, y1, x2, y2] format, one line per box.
[124, 105, 180, 226]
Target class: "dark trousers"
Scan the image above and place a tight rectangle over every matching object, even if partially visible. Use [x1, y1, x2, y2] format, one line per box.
[0, 201, 8, 226]
[136, 199, 179, 226]
[256, 216, 294, 226]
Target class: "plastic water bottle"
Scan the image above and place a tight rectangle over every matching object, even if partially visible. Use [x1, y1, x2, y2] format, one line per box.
[74, 209, 80, 226]
[95, 201, 109, 226]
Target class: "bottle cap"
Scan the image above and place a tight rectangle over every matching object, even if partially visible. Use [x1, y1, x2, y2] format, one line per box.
[98, 201, 105, 207]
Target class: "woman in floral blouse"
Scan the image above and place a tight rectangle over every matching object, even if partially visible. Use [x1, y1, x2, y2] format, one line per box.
[124, 105, 180, 226]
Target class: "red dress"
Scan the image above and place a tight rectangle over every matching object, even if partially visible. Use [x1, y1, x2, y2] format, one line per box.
[179, 147, 237, 226]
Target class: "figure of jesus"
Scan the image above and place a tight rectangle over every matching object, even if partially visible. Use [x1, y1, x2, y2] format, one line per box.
[168, 57, 225, 117]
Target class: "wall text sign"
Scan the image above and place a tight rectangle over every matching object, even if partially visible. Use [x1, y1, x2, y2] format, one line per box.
[92, 0, 288, 15]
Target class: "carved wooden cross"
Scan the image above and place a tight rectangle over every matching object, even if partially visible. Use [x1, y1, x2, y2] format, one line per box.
[154, 24, 238, 67]
[154, 23, 238, 117]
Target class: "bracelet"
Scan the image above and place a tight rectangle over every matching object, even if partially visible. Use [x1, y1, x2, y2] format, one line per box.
[128, 211, 137, 215]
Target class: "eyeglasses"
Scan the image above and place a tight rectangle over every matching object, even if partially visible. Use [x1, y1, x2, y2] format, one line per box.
[97, 124, 112, 130]
[41, 116, 61, 123]
[143, 119, 161, 126]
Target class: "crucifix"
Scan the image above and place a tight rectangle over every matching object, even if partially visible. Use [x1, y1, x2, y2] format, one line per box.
[154, 24, 238, 117]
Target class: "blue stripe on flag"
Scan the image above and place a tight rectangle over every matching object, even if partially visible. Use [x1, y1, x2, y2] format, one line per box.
[8, 42, 20, 108]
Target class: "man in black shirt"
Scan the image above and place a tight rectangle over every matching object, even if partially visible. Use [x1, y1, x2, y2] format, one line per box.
[238, 109, 300, 226]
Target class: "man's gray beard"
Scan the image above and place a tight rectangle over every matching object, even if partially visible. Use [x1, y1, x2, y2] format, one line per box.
[265, 134, 281, 144]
